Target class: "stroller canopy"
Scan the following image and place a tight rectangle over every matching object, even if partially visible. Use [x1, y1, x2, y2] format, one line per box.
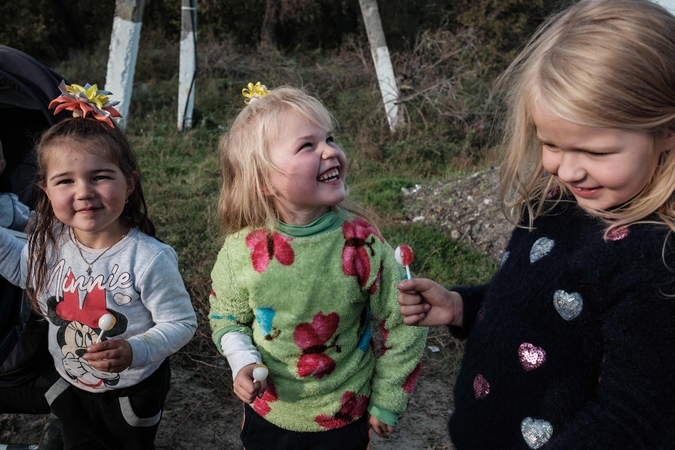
[0, 46, 70, 204]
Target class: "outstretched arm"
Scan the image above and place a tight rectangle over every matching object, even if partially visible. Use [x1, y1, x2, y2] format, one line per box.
[0, 226, 26, 288]
[397, 278, 463, 327]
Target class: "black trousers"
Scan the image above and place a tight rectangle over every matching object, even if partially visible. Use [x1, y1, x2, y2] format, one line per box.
[47, 359, 171, 450]
[240, 403, 371, 450]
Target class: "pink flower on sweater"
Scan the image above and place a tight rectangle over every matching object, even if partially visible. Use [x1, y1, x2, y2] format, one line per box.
[246, 229, 294, 273]
[379, 321, 391, 357]
[369, 261, 383, 295]
[253, 382, 278, 417]
[315, 391, 368, 429]
[342, 218, 379, 287]
[294, 312, 341, 379]
[403, 362, 422, 394]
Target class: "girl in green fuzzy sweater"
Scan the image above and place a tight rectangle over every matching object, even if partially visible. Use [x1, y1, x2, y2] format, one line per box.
[208, 84, 428, 450]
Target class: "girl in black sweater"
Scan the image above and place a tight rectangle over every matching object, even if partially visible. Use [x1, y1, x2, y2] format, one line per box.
[399, 1, 675, 448]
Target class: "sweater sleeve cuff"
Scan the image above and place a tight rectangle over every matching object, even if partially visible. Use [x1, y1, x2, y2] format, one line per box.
[367, 404, 399, 427]
[449, 284, 486, 339]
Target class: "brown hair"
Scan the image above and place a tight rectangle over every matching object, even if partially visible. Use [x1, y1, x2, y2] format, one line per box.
[26, 117, 155, 312]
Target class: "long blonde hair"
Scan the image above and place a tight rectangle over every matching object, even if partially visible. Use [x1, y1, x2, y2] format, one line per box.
[217, 86, 374, 236]
[497, 0, 675, 232]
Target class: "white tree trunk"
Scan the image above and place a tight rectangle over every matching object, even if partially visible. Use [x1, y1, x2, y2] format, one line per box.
[178, 0, 197, 131]
[105, 0, 145, 130]
[358, 0, 400, 132]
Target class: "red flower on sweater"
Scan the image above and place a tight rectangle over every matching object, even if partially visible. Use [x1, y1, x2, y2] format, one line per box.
[246, 229, 294, 273]
[253, 382, 278, 417]
[379, 321, 391, 357]
[368, 261, 383, 295]
[342, 218, 379, 287]
[315, 391, 368, 429]
[294, 312, 341, 379]
[403, 362, 422, 394]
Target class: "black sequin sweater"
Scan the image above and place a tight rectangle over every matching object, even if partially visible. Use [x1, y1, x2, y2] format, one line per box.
[448, 201, 675, 450]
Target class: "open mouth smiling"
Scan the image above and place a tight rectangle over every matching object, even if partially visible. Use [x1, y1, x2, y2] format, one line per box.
[318, 168, 340, 182]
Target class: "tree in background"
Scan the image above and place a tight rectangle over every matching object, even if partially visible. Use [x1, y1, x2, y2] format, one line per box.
[0, 0, 570, 70]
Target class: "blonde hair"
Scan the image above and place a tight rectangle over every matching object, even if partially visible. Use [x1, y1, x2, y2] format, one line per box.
[497, 0, 675, 233]
[217, 86, 373, 235]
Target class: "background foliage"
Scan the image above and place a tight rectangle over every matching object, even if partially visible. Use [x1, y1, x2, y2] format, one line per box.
[1, 0, 570, 67]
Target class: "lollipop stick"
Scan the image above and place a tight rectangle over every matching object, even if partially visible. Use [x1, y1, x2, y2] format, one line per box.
[406, 266, 412, 279]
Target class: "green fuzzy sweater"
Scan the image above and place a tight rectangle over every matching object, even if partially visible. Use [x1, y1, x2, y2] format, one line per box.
[209, 211, 427, 432]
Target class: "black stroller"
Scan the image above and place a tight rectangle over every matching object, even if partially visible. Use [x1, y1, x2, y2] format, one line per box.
[0, 45, 71, 448]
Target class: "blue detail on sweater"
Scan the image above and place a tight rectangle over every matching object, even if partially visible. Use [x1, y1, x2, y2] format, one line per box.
[256, 308, 276, 335]
[210, 313, 237, 321]
[357, 306, 372, 351]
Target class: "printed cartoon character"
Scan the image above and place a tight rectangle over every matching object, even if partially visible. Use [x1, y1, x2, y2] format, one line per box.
[46, 270, 128, 388]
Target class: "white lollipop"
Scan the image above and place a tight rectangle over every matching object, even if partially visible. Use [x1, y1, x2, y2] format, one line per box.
[252, 363, 269, 383]
[95, 313, 116, 343]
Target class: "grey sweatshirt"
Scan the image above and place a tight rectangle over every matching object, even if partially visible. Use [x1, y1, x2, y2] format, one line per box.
[0, 225, 197, 392]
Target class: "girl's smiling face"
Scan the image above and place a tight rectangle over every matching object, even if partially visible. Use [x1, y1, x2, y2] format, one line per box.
[44, 143, 133, 248]
[534, 98, 672, 212]
[267, 110, 347, 225]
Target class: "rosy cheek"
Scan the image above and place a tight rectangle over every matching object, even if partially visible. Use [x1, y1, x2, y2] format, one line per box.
[541, 152, 559, 175]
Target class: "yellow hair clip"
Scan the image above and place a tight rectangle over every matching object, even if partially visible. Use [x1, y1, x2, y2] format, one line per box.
[49, 81, 122, 128]
[242, 82, 269, 104]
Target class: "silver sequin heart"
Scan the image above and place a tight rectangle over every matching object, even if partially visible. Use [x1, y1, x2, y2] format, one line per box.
[500, 251, 510, 268]
[530, 237, 554, 263]
[553, 290, 583, 321]
[521, 417, 553, 449]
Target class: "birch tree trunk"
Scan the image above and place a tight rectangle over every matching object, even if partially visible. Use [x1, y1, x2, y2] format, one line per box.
[358, 0, 400, 132]
[178, 0, 197, 131]
[105, 0, 145, 130]
[261, 0, 280, 48]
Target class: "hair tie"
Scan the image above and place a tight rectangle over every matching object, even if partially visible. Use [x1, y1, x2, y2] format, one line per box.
[49, 81, 122, 128]
[242, 82, 269, 104]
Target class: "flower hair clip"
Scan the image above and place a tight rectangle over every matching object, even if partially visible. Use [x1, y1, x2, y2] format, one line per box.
[49, 81, 122, 128]
[242, 82, 269, 104]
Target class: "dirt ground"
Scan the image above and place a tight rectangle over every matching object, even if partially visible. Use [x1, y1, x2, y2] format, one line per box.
[0, 166, 509, 450]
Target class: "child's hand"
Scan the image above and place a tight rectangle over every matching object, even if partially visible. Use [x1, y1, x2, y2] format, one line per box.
[233, 363, 268, 403]
[398, 278, 463, 327]
[369, 414, 395, 439]
[83, 338, 133, 373]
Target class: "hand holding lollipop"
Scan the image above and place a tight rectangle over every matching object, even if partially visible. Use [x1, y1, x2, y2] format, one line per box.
[95, 313, 116, 343]
[395, 245, 414, 279]
[252, 363, 268, 383]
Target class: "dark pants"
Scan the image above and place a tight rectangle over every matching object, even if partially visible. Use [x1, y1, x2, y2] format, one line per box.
[47, 359, 171, 450]
[240, 403, 371, 450]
